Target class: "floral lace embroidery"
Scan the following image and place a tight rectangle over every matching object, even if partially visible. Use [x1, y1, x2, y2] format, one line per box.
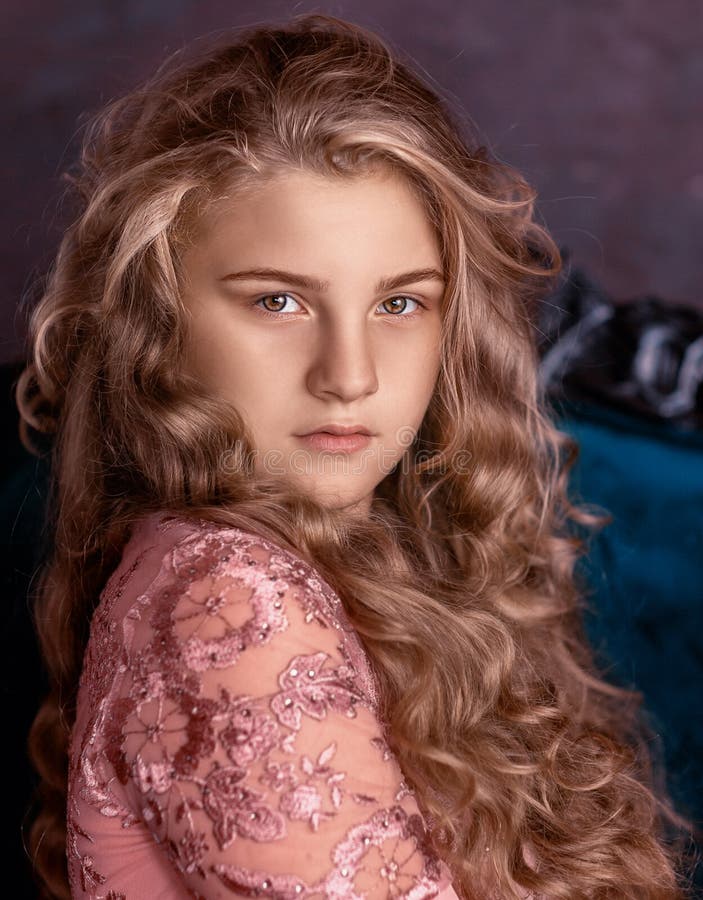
[66, 512, 456, 899]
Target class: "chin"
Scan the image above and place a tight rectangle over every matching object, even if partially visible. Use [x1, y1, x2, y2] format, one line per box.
[315, 489, 371, 513]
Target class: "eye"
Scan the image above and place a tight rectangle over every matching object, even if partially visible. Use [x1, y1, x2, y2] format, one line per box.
[378, 296, 423, 318]
[253, 293, 303, 318]
[252, 293, 425, 320]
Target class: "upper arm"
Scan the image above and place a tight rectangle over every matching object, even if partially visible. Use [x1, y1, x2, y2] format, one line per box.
[111, 526, 454, 898]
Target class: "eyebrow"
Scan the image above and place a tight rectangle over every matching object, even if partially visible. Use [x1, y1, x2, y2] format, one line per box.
[219, 266, 445, 293]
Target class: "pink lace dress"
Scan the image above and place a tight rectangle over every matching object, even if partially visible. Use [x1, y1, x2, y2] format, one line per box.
[66, 509, 463, 899]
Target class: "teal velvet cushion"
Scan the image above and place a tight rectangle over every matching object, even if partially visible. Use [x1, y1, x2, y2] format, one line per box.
[554, 398, 703, 846]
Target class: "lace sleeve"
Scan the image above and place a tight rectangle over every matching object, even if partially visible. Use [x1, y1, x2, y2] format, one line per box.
[110, 524, 458, 899]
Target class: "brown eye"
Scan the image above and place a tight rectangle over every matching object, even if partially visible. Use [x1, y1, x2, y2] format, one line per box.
[380, 296, 421, 317]
[261, 293, 287, 311]
[254, 293, 302, 317]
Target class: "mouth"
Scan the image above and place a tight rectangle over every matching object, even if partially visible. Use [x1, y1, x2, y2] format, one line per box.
[294, 431, 374, 452]
[297, 424, 373, 437]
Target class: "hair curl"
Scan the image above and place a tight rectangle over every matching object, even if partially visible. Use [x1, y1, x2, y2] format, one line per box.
[15, 13, 698, 899]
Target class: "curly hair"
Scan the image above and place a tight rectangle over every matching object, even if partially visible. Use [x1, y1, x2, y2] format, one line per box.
[15, 12, 698, 899]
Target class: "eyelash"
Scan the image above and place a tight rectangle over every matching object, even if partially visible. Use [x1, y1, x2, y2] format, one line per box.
[251, 292, 426, 321]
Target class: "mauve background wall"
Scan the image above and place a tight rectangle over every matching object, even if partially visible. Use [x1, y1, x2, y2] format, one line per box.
[2, 0, 702, 367]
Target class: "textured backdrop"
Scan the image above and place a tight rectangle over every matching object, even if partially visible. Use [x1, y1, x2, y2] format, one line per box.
[2, 0, 701, 365]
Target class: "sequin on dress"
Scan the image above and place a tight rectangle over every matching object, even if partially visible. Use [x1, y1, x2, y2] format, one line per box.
[66, 510, 463, 899]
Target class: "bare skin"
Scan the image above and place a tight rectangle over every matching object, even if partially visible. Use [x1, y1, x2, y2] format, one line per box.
[179, 166, 445, 516]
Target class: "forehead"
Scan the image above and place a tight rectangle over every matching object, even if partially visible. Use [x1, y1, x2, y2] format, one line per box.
[187, 164, 436, 245]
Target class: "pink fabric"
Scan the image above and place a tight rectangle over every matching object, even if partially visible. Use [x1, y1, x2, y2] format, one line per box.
[66, 509, 463, 898]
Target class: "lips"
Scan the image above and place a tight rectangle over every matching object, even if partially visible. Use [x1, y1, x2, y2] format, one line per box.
[296, 431, 373, 452]
[299, 424, 373, 436]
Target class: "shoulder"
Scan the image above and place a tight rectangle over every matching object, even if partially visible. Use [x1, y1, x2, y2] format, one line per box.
[118, 509, 370, 693]
[131, 509, 345, 631]
[96, 516, 453, 899]
[109, 511, 382, 766]
[132, 509, 326, 585]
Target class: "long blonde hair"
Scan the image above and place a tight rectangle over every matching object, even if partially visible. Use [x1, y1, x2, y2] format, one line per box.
[16, 13, 697, 898]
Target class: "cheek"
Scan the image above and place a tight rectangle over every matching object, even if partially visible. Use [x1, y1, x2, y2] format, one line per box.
[385, 365, 439, 436]
[414, 338, 442, 391]
[184, 336, 252, 405]
[184, 318, 258, 390]
[182, 314, 228, 381]
[413, 345, 442, 420]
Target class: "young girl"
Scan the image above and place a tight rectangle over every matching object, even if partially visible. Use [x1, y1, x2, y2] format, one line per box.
[16, 13, 696, 900]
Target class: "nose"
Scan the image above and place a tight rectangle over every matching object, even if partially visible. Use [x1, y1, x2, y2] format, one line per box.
[306, 318, 379, 402]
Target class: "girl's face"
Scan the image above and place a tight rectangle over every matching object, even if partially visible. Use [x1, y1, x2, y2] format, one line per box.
[179, 166, 445, 516]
